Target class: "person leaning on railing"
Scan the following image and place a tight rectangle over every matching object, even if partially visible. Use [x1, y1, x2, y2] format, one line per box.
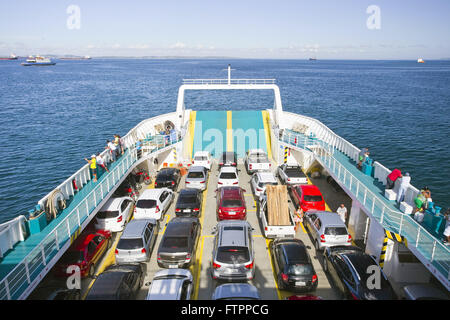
[386, 168, 402, 190]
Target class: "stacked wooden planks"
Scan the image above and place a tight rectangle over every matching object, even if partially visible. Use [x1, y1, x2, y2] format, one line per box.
[266, 185, 290, 225]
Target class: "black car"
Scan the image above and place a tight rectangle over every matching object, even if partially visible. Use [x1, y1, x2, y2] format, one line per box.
[323, 246, 397, 300]
[155, 168, 181, 190]
[157, 217, 201, 268]
[85, 263, 146, 300]
[175, 189, 202, 217]
[218, 152, 237, 169]
[28, 284, 81, 300]
[270, 239, 318, 292]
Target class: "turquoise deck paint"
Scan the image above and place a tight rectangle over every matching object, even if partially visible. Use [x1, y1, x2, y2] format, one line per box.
[193, 111, 227, 158]
[232, 110, 267, 159]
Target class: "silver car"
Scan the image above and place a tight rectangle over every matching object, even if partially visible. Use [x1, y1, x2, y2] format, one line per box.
[212, 283, 260, 300]
[185, 166, 208, 191]
[211, 220, 255, 281]
[250, 171, 278, 199]
[115, 219, 159, 263]
[146, 269, 193, 300]
[303, 211, 352, 252]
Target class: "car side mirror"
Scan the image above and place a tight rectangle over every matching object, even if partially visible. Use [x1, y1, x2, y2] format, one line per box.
[211, 226, 217, 234]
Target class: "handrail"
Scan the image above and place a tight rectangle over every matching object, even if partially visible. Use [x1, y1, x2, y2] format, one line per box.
[280, 130, 450, 283]
[182, 79, 276, 85]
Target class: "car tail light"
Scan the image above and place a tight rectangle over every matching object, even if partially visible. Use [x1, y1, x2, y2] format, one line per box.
[233, 181, 238, 185]
[172, 181, 175, 186]
[193, 208, 200, 212]
[281, 273, 289, 282]
[117, 215, 123, 223]
[175, 208, 181, 212]
[265, 227, 268, 231]
[256, 187, 263, 192]
[269, 163, 271, 167]
[115, 249, 118, 255]
[157, 253, 161, 261]
[186, 181, 190, 184]
[213, 262, 221, 269]
[134, 208, 137, 213]
[287, 178, 291, 182]
[312, 274, 318, 283]
[219, 163, 223, 166]
[154, 182, 158, 186]
[249, 164, 253, 170]
[185, 253, 191, 262]
[351, 292, 359, 300]
[245, 261, 254, 269]
[347, 234, 352, 243]
[141, 248, 147, 254]
[218, 182, 223, 185]
[320, 234, 326, 242]
[232, 163, 236, 166]
[208, 161, 210, 164]
[155, 206, 160, 213]
[200, 181, 205, 184]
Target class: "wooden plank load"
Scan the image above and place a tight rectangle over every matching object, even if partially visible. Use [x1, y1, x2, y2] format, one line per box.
[266, 185, 290, 226]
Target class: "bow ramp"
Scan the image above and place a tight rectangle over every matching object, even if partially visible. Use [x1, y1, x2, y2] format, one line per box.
[192, 110, 269, 159]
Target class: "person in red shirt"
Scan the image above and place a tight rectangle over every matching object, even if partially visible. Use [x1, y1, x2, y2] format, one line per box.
[386, 168, 402, 189]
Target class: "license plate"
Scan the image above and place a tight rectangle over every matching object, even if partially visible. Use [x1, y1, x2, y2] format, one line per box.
[168, 264, 178, 269]
[185, 209, 191, 213]
[228, 211, 236, 215]
[295, 281, 306, 286]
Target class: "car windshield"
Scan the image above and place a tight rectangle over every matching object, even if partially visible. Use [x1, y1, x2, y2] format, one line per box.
[187, 171, 204, 179]
[136, 199, 157, 209]
[194, 156, 208, 161]
[287, 264, 314, 276]
[161, 237, 189, 249]
[258, 182, 277, 188]
[217, 247, 250, 264]
[303, 195, 323, 202]
[97, 210, 120, 219]
[349, 255, 392, 290]
[222, 199, 243, 207]
[61, 251, 84, 264]
[220, 172, 237, 179]
[178, 195, 198, 204]
[324, 227, 348, 235]
[117, 238, 144, 250]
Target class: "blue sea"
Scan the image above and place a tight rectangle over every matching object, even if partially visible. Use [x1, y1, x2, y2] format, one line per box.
[0, 59, 449, 224]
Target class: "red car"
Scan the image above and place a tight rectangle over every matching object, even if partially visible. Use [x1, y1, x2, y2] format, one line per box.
[216, 186, 247, 220]
[288, 184, 325, 212]
[55, 229, 111, 278]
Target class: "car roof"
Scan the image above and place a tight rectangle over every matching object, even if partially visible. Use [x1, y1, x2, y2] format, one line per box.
[122, 219, 154, 238]
[299, 184, 322, 195]
[178, 188, 200, 196]
[165, 217, 199, 235]
[139, 188, 165, 199]
[256, 171, 277, 182]
[220, 151, 236, 157]
[71, 232, 100, 251]
[219, 186, 243, 199]
[218, 221, 249, 247]
[213, 283, 260, 300]
[309, 211, 346, 225]
[87, 272, 127, 298]
[100, 197, 125, 211]
[148, 269, 192, 300]
[157, 168, 178, 176]
[188, 166, 206, 172]
[194, 151, 210, 156]
[276, 239, 310, 263]
[219, 166, 238, 173]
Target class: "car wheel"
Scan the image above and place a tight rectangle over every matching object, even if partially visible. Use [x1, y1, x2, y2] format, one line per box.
[107, 238, 112, 249]
[315, 240, 322, 253]
[323, 257, 328, 272]
[277, 276, 285, 290]
[89, 264, 95, 278]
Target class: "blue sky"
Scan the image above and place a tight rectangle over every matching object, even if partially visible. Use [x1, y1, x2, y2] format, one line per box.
[1, 0, 449, 59]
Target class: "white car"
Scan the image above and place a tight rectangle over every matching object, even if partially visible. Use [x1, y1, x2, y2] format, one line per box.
[134, 188, 174, 220]
[250, 171, 278, 199]
[95, 196, 134, 232]
[217, 166, 239, 188]
[192, 151, 212, 170]
[146, 269, 193, 300]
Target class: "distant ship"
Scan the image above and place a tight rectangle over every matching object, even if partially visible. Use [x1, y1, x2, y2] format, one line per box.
[309, 57, 317, 61]
[21, 55, 56, 66]
[59, 55, 92, 60]
[417, 58, 425, 63]
[0, 54, 18, 60]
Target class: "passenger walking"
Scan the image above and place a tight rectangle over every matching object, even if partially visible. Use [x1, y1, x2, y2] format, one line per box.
[85, 154, 97, 182]
[357, 148, 369, 170]
[96, 152, 109, 173]
[396, 172, 411, 204]
[386, 168, 402, 190]
[336, 203, 347, 223]
[106, 140, 117, 162]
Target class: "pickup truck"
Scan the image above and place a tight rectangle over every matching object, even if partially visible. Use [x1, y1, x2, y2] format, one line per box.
[244, 149, 271, 174]
[277, 163, 308, 185]
[257, 186, 296, 239]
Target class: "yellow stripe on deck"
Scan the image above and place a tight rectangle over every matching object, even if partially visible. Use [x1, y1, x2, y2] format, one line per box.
[189, 111, 197, 160]
[261, 110, 272, 159]
[226, 110, 233, 152]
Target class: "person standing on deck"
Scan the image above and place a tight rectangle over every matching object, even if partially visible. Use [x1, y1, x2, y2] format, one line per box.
[386, 168, 402, 189]
[85, 154, 97, 182]
[337, 204, 347, 223]
[396, 172, 411, 204]
[136, 139, 143, 160]
[96, 152, 109, 173]
[357, 148, 369, 170]
[443, 208, 450, 245]
[106, 140, 117, 162]
[113, 135, 121, 158]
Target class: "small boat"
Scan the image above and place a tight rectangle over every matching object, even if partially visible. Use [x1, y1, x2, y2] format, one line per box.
[59, 55, 92, 60]
[21, 55, 56, 66]
[0, 54, 18, 60]
[309, 57, 317, 61]
[417, 58, 425, 63]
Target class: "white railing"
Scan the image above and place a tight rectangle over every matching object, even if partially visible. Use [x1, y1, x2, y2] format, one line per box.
[0, 216, 27, 259]
[280, 129, 450, 286]
[182, 79, 276, 85]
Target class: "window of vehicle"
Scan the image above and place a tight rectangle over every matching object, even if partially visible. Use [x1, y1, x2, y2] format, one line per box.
[222, 199, 243, 207]
[314, 219, 322, 230]
[335, 256, 354, 283]
[347, 255, 391, 290]
[324, 227, 348, 235]
[136, 199, 157, 209]
[120, 200, 130, 212]
[187, 171, 205, 179]
[216, 246, 250, 264]
[220, 172, 237, 179]
[160, 191, 168, 202]
[303, 195, 323, 202]
[179, 194, 198, 204]
[194, 156, 208, 161]
[92, 235, 104, 246]
[162, 236, 189, 249]
[117, 238, 144, 250]
[88, 240, 97, 255]
[180, 280, 191, 300]
[144, 228, 151, 243]
[97, 210, 120, 219]
[308, 213, 317, 222]
[258, 181, 276, 188]
[287, 264, 314, 276]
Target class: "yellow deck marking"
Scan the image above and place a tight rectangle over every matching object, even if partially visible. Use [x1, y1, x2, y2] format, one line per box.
[265, 239, 282, 300]
[189, 111, 197, 160]
[159, 214, 171, 235]
[226, 110, 233, 152]
[261, 110, 273, 159]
